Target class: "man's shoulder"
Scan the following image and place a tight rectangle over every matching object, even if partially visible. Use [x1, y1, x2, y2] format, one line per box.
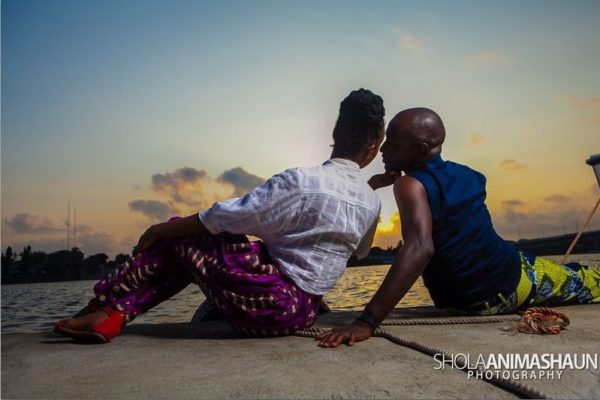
[444, 159, 486, 179]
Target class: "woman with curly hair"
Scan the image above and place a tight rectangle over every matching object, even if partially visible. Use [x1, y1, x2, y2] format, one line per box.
[54, 88, 390, 342]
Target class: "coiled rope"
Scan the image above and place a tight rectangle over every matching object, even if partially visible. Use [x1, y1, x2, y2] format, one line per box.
[294, 308, 570, 399]
[517, 307, 570, 335]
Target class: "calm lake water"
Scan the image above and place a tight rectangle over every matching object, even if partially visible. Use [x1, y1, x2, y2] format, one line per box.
[3, 254, 599, 334]
[1, 265, 430, 334]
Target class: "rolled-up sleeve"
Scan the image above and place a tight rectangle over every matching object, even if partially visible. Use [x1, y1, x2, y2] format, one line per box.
[198, 168, 300, 237]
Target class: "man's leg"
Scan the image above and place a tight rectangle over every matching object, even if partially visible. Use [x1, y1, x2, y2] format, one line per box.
[453, 253, 599, 316]
[525, 255, 600, 306]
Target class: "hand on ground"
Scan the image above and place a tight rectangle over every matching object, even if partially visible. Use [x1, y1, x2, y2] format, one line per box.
[315, 321, 374, 348]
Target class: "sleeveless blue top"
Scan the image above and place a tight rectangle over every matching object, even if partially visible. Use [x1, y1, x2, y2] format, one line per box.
[407, 155, 520, 309]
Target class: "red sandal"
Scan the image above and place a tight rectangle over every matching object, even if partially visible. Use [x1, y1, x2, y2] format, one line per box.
[53, 300, 102, 334]
[54, 306, 125, 343]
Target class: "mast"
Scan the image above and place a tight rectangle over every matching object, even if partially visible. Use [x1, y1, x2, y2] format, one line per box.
[74, 209, 77, 249]
[67, 202, 70, 250]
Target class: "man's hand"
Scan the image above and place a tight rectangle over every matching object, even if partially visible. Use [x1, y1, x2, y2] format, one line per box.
[315, 321, 374, 348]
[368, 171, 399, 190]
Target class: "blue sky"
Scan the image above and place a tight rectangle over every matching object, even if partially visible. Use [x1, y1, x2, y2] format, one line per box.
[2, 0, 600, 256]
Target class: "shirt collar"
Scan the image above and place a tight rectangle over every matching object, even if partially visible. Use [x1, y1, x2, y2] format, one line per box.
[324, 158, 361, 171]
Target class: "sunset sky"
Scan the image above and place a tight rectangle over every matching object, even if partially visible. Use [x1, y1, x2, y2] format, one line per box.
[2, 0, 600, 258]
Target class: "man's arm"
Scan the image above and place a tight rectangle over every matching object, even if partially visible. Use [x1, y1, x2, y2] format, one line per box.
[317, 176, 434, 348]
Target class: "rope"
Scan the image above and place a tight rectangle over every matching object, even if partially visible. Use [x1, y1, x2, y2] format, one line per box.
[293, 310, 565, 399]
[379, 314, 519, 326]
[517, 307, 570, 335]
[560, 196, 600, 264]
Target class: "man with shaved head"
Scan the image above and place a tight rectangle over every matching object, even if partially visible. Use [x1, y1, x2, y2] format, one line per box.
[318, 107, 600, 348]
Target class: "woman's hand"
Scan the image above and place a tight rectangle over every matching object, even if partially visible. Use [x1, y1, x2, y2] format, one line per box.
[368, 171, 399, 190]
[315, 321, 374, 348]
[132, 225, 159, 256]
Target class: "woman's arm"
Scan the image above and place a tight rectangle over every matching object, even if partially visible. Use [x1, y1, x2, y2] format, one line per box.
[367, 170, 399, 190]
[133, 213, 210, 255]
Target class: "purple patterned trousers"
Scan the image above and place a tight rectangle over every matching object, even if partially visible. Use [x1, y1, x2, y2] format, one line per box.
[92, 232, 321, 336]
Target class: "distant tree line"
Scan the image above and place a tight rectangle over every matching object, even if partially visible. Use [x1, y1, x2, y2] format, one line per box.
[1, 239, 406, 284]
[346, 241, 403, 267]
[1, 245, 130, 284]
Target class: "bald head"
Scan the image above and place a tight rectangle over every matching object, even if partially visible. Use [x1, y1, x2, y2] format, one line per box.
[380, 108, 446, 173]
[389, 107, 445, 149]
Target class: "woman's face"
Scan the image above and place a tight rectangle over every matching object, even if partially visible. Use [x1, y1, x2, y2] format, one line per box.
[363, 128, 386, 167]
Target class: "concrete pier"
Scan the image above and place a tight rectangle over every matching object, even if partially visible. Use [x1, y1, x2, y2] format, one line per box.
[2, 304, 599, 399]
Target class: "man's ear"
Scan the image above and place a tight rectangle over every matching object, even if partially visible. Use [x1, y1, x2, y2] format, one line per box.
[418, 142, 430, 155]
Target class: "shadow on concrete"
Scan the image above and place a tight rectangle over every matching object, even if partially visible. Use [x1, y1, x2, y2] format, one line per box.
[40, 306, 453, 345]
[123, 321, 247, 339]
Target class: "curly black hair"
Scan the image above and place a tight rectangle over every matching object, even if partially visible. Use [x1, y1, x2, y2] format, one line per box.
[332, 88, 385, 157]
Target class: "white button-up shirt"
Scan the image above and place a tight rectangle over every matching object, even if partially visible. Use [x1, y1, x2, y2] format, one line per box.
[199, 158, 381, 295]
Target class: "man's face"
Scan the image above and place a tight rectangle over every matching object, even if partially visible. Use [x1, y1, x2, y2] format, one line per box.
[380, 118, 420, 173]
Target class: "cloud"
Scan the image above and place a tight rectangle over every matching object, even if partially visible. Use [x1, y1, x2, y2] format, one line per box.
[501, 199, 525, 208]
[468, 132, 485, 145]
[217, 167, 266, 197]
[499, 159, 527, 171]
[400, 34, 423, 51]
[120, 237, 136, 253]
[142, 165, 265, 211]
[544, 194, 573, 204]
[152, 167, 209, 206]
[4, 220, 116, 256]
[492, 204, 600, 240]
[73, 223, 95, 236]
[465, 50, 512, 66]
[76, 232, 115, 255]
[2, 213, 65, 234]
[492, 189, 600, 240]
[128, 200, 179, 223]
[373, 211, 402, 249]
[569, 96, 600, 122]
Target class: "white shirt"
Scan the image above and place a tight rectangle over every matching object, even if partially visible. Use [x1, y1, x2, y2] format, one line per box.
[198, 158, 381, 295]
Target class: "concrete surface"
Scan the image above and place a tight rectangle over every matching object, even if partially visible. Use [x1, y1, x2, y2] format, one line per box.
[2, 304, 599, 399]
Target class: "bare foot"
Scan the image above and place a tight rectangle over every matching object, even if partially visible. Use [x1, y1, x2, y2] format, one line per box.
[62, 310, 109, 331]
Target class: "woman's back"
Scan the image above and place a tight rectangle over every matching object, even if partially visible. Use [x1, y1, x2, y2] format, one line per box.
[199, 158, 381, 296]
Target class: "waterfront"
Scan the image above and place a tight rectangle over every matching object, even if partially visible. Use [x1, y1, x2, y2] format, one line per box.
[2, 253, 599, 334]
[0, 265, 431, 333]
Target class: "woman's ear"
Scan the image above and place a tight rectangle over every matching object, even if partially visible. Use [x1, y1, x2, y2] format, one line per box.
[368, 144, 378, 158]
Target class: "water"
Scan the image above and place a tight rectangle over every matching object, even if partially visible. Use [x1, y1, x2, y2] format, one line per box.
[325, 265, 430, 310]
[1, 265, 431, 334]
[3, 254, 598, 334]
